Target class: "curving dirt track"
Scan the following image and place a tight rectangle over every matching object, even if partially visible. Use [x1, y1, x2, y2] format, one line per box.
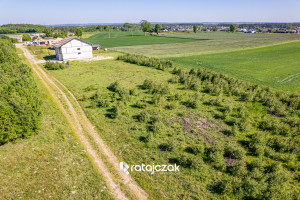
[17, 44, 148, 200]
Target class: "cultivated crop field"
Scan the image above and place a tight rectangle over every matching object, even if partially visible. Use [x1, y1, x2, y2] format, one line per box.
[48, 56, 300, 200]
[84, 31, 199, 48]
[169, 41, 300, 91]
[85, 31, 300, 57]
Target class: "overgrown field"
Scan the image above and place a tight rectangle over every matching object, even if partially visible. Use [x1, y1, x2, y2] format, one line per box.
[83, 31, 200, 48]
[0, 39, 41, 144]
[49, 56, 300, 199]
[169, 41, 300, 91]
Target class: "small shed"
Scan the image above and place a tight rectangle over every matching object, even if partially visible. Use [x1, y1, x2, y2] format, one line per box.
[92, 44, 101, 51]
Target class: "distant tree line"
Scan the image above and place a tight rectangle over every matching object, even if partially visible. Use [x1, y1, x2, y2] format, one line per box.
[0, 24, 46, 34]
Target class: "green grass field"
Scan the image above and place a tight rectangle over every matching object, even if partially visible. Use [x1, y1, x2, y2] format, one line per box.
[160, 31, 277, 39]
[113, 33, 300, 57]
[0, 49, 113, 200]
[83, 31, 201, 48]
[48, 58, 300, 199]
[169, 41, 300, 91]
[27, 46, 56, 60]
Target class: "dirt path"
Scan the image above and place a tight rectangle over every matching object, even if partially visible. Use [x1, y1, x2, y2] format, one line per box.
[17, 44, 148, 200]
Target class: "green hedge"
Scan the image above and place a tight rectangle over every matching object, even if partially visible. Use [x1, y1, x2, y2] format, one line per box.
[0, 39, 41, 144]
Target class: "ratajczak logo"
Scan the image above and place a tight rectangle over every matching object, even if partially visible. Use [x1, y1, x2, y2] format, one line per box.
[120, 162, 180, 174]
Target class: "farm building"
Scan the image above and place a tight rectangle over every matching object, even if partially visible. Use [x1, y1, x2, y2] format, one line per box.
[32, 38, 62, 46]
[53, 37, 93, 61]
[92, 44, 101, 51]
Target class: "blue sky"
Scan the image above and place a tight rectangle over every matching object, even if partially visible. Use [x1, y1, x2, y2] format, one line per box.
[1, 0, 299, 25]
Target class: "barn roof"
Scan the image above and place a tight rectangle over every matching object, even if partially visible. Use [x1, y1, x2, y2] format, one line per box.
[52, 37, 92, 48]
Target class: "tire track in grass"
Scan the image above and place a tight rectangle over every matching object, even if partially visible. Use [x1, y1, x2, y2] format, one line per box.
[17, 44, 148, 200]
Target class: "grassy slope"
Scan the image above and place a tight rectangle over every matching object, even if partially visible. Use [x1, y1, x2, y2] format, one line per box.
[0, 50, 113, 200]
[169, 41, 300, 91]
[49, 59, 299, 199]
[83, 31, 199, 48]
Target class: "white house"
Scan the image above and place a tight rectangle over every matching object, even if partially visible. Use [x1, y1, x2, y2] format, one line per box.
[53, 37, 93, 61]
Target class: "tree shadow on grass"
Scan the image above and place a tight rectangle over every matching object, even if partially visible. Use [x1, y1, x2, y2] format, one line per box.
[43, 55, 56, 60]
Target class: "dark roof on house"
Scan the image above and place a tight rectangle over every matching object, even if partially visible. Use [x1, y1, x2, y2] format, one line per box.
[52, 37, 92, 48]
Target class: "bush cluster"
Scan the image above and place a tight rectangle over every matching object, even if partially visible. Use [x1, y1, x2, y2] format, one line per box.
[117, 54, 174, 70]
[44, 61, 65, 70]
[0, 39, 41, 144]
[171, 68, 300, 117]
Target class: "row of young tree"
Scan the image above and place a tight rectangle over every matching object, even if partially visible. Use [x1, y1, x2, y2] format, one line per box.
[91, 55, 300, 199]
[0, 38, 41, 144]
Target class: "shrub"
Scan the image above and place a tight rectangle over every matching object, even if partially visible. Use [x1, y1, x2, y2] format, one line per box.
[97, 98, 110, 108]
[107, 81, 121, 92]
[152, 94, 165, 105]
[135, 100, 147, 109]
[208, 97, 223, 106]
[168, 76, 180, 83]
[150, 121, 165, 133]
[185, 99, 199, 109]
[84, 85, 97, 92]
[44, 61, 65, 70]
[206, 145, 226, 171]
[267, 136, 290, 153]
[136, 110, 150, 122]
[247, 159, 264, 172]
[170, 153, 203, 169]
[165, 101, 178, 110]
[169, 93, 183, 101]
[227, 161, 247, 176]
[117, 54, 174, 69]
[185, 144, 204, 155]
[248, 132, 265, 156]
[158, 141, 174, 151]
[227, 123, 239, 137]
[242, 177, 266, 199]
[110, 105, 121, 119]
[129, 88, 137, 96]
[141, 79, 155, 90]
[224, 144, 245, 160]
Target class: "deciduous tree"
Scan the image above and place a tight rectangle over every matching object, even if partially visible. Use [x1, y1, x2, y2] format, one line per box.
[230, 24, 236, 32]
[193, 25, 198, 33]
[75, 28, 83, 38]
[155, 24, 161, 35]
[140, 20, 151, 36]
